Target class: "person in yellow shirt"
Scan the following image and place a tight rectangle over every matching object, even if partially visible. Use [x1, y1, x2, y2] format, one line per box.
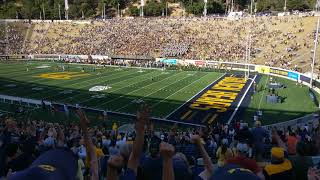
[216, 139, 233, 167]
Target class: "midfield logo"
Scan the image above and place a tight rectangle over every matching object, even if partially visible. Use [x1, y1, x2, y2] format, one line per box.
[34, 72, 90, 80]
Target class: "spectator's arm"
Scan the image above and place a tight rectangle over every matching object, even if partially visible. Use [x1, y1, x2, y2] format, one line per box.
[308, 167, 320, 180]
[160, 142, 175, 180]
[77, 109, 98, 180]
[191, 135, 214, 178]
[272, 129, 286, 150]
[56, 127, 65, 147]
[127, 104, 150, 174]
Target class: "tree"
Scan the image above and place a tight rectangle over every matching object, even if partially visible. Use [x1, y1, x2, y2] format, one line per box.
[0, 1, 18, 18]
[207, 0, 224, 14]
[128, 5, 139, 16]
[144, 0, 164, 16]
[21, 0, 40, 19]
[287, 0, 310, 10]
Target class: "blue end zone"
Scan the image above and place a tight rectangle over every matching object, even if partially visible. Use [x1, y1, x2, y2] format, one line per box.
[167, 73, 261, 126]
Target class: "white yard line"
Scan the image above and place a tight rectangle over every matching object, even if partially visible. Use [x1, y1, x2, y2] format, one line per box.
[151, 73, 212, 108]
[164, 73, 226, 119]
[43, 69, 149, 101]
[115, 72, 196, 112]
[77, 70, 166, 104]
[227, 74, 257, 124]
[97, 71, 186, 108]
[3, 68, 123, 96]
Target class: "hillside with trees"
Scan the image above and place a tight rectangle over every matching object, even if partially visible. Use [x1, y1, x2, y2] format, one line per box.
[0, 0, 317, 19]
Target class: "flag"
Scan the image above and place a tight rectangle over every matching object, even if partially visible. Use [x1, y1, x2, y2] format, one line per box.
[65, 0, 69, 11]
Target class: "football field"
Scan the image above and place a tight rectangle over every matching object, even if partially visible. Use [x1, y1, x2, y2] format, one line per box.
[0, 60, 318, 126]
[0, 61, 223, 119]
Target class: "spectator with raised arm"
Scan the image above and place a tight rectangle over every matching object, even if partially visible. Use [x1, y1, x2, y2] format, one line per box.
[107, 104, 150, 180]
[191, 134, 214, 180]
[159, 142, 175, 180]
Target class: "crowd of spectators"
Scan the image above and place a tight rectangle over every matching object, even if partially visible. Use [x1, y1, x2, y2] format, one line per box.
[0, 15, 317, 72]
[1, 104, 320, 180]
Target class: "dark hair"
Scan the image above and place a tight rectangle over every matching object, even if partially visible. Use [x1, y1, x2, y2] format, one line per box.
[6, 143, 18, 157]
[221, 144, 228, 154]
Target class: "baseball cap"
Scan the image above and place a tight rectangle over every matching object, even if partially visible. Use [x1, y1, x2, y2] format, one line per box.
[211, 164, 260, 180]
[9, 148, 78, 180]
[271, 147, 284, 159]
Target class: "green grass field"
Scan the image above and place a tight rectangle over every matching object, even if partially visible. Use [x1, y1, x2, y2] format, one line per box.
[0, 61, 222, 118]
[0, 60, 318, 126]
[241, 75, 319, 125]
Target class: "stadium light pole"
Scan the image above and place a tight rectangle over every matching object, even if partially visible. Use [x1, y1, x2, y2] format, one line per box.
[58, 4, 61, 20]
[140, 0, 144, 17]
[118, 3, 120, 17]
[310, 18, 320, 88]
[204, 0, 207, 17]
[65, 0, 69, 20]
[42, 4, 45, 20]
[250, 0, 253, 15]
[231, 0, 234, 12]
[104, 3, 106, 20]
[245, 32, 252, 80]
[166, 2, 168, 17]
[283, 0, 287, 12]
[245, 34, 248, 79]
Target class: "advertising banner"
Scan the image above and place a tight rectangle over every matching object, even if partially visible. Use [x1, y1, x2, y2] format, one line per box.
[270, 68, 288, 77]
[161, 59, 177, 65]
[195, 60, 205, 67]
[287, 71, 299, 80]
[255, 65, 270, 74]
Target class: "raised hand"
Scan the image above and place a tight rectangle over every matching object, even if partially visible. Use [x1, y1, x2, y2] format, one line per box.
[136, 104, 150, 131]
[308, 167, 320, 180]
[108, 154, 124, 169]
[191, 135, 201, 145]
[77, 109, 90, 131]
[160, 142, 175, 160]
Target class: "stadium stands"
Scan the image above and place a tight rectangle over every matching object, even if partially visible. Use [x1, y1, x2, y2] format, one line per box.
[0, 15, 318, 73]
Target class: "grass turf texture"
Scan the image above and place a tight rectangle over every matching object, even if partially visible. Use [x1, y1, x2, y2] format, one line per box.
[0, 60, 318, 126]
[0, 61, 222, 119]
[241, 75, 320, 126]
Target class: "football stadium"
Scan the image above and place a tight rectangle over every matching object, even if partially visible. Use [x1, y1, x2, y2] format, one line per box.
[1, 0, 320, 179]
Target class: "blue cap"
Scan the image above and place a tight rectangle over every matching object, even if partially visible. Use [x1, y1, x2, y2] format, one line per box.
[9, 148, 78, 180]
[211, 164, 260, 180]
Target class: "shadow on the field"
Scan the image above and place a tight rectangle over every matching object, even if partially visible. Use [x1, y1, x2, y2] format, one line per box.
[0, 76, 317, 127]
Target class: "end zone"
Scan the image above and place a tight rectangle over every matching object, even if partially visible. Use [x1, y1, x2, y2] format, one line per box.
[166, 73, 261, 126]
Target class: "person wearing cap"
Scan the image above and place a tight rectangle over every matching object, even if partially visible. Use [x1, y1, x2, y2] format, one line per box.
[7, 148, 79, 180]
[210, 164, 261, 180]
[263, 147, 294, 180]
[226, 143, 262, 176]
[107, 104, 150, 180]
